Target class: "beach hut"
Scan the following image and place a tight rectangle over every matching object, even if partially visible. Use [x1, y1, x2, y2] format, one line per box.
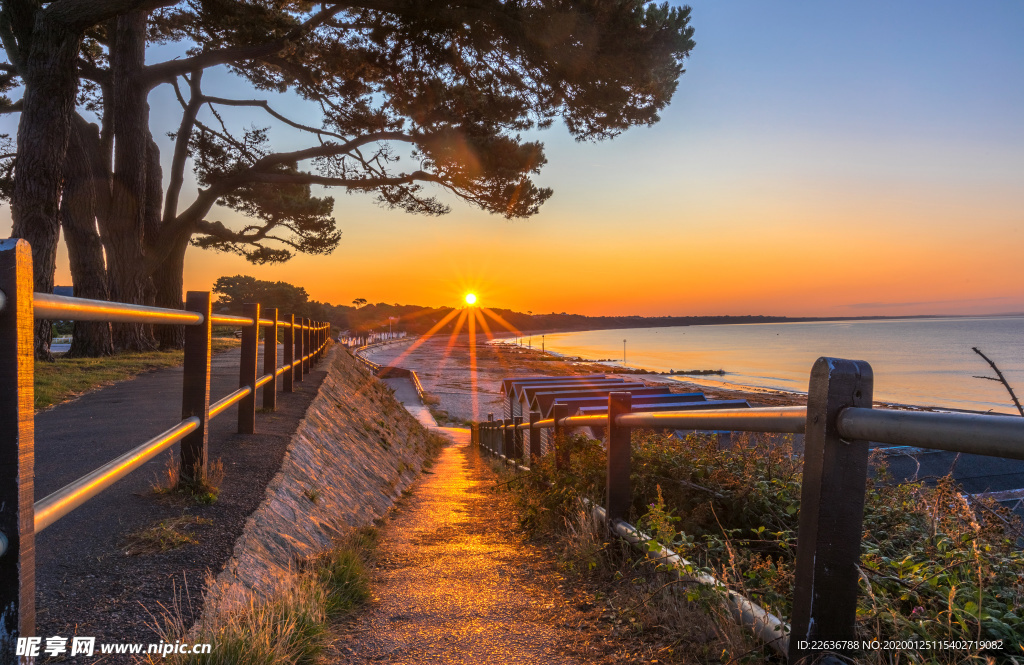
[531, 386, 678, 419]
[514, 379, 638, 423]
[498, 375, 607, 419]
[572, 397, 751, 442]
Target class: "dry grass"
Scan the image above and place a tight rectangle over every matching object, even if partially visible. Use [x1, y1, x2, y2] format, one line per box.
[122, 515, 213, 556]
[487, 455, 749, 664]
[35, 337, 240, 411]
[152, 453, 227, 505]
[145, 528, 376, 665]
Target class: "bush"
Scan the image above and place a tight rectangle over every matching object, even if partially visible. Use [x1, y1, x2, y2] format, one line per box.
[509, 431, 1024, 663]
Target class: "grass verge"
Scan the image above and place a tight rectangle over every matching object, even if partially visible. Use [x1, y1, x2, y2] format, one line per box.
[35, 337, 240, 411]
[147, 527, 377, 665]
[495, 432, 1024, 664]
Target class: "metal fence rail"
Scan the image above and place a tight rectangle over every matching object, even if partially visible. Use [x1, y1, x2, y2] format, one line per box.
[0, 238, 332, 656]
[475, 356, 1024, 663]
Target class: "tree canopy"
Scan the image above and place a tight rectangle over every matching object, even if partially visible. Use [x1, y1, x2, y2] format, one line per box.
[0, 0, 696, 355]
[212, 274, 310, 314]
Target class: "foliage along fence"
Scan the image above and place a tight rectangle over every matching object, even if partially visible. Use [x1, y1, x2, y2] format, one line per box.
[0, 238, 332, 660]
[474, 357, 1024, 663]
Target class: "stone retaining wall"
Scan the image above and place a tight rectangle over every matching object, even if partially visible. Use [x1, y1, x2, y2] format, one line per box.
[201, 346, 444, 615]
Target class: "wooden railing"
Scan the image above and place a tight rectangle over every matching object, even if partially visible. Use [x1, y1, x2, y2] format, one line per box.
[0, 238, 331, 657]
[475, 357, 1024, 663]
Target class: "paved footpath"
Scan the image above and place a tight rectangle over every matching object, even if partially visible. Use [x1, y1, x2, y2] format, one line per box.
[33, 345, 329, 654]
[324, 428, 617, 665]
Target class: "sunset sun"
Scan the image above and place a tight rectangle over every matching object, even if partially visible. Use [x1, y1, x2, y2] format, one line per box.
[464, 293, 477, 305]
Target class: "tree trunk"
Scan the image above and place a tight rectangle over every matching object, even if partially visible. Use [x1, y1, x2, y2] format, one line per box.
[147, 134, 186, 351]
[103, 9, 154, 351]
[152, 235, 188, 350]
[62, 116, 113, 357]
[10, 14, 82, 360]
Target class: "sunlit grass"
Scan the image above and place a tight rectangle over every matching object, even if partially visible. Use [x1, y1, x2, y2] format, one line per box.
[34, 338, 240, 411]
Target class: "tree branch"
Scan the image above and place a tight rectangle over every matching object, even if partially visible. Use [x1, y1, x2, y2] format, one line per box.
[140, 3, 347, 89]
[239, 169, 443, 189]
[972, 347, 1024, 416]
[45, 0, 179, 32]
[162, 72, 202, 226]
[200, 95, 348, 141]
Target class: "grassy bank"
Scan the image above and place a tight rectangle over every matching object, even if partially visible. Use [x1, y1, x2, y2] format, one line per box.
[35, 338, 240, 411]
[497, 432, 1024, 663]
[148, 528, 377, 665]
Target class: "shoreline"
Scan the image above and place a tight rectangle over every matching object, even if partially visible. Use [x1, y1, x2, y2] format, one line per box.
[365, 334, 1003, 418]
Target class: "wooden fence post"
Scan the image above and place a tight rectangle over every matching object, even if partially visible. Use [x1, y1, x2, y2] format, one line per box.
[180, 291, 212, 484]
[512, 416, 523, 462]
[503, 418, 513, 458]
[553, 403, 569, 470]
[302, 320, 311, 375]
[528, 411, 541, 464]
[262, 308, 278, 410]
[486, 413, 493, 453]
[789, 357, 873, 664]
[606, 392, 632, 523]
[283, 314, 294, 393]
[0, 239, 36, 657]
[238, 303, 260, 434]
[294, 318, 304, 383]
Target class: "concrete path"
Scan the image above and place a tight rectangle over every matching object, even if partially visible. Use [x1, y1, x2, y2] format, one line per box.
[324, 429, 617, 665]
[382, 376, 437, 427]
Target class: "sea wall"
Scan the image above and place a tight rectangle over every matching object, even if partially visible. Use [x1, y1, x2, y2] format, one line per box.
[201, 345, 444, 614]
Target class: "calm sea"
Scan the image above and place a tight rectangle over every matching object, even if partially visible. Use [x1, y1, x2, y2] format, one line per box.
[529, 317, 1024, 414]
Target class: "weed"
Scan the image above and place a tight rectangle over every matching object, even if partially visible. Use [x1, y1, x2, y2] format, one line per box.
[123, 515, 212, 556]
[304, 487, 322, 504]
[153, 454, 226, 505]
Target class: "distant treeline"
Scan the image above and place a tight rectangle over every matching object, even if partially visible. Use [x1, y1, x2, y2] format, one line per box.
[207, 275, 918, 336]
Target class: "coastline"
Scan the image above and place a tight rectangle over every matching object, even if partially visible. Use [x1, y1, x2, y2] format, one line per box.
[362, 334, 807, 421]
[365, 333, 1003, 417]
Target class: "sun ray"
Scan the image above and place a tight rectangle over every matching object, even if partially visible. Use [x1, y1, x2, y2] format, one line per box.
[480, 307, 522, 337]
[474, 308, 495, 342]
[473, 308, 516, 378]
[384, 307, 462, 368]
[436, 308, 469, 371]
[468, 307, 479, 421]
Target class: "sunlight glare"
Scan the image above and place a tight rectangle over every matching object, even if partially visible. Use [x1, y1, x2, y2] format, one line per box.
[464, 293, 477, 305]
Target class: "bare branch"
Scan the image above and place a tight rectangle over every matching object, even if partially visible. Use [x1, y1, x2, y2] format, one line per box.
[163, 72, 203, 225]
[972, 347, 1024, 416]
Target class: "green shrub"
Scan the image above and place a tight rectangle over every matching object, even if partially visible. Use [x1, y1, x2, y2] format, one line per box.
[509, 431, 1024, 663]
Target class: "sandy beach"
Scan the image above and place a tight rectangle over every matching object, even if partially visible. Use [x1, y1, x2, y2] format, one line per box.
[360, 334, 806, 422]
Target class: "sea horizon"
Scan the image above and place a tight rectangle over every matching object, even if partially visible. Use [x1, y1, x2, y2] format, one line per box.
[490, 315, 1024, 415]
